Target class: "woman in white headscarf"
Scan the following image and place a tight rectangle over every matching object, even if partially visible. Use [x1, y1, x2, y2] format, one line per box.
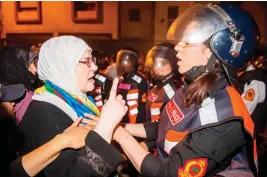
[19, 36, 127, 177]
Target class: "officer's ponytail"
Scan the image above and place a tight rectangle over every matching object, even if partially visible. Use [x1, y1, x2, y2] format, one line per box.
[183, 59, 222, 107]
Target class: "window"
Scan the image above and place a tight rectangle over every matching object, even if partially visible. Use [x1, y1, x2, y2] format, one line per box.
[129, 8, 140, 22]
[167, 6, 178, 28]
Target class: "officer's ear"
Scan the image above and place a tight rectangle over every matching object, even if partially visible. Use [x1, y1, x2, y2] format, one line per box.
[203, 47, 212, 61]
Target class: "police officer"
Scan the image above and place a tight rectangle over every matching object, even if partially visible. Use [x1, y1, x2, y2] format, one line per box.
[108, 3, 259, 177]
[116, 47, 149, 124]
[239, 50, 267, 177]
[90, 50, 113, 111]
[144, 42, 181, 123]
[93, 72, 113, 111]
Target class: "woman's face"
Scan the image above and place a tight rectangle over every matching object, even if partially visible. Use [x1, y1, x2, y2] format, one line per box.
[76, 50, 98, 93]
[174, 42, 211, 74]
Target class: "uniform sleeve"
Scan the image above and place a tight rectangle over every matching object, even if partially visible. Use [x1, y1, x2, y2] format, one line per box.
[10, 157, 30, 177]
[242, 80, 266, 114]
[136, 78, 149, 123]
[140, 120, 246, 177]
[144, 121, 159, 141]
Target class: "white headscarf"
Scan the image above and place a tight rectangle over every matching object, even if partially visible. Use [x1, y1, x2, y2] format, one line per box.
[33, 36, 92, 120]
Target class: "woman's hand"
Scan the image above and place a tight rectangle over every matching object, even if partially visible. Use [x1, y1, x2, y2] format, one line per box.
[94, 78, 128, 143]
[81, 113, 99, 129]
[100, 77, 128, 127]
[57, 118, 95, 149]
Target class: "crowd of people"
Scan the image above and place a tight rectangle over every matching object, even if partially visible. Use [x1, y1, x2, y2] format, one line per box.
[0, 3, 267, 177]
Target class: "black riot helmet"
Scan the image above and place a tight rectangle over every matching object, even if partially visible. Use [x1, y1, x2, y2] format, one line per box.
[116, 47, 139, 77]
[145, 42, 177, 82]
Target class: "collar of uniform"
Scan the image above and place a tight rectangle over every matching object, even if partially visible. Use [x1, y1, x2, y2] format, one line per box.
[207, 75, 228, 99]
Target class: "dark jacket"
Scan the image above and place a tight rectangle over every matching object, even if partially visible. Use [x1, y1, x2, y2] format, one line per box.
[140, 78, 257, 177]
[19, 101, 124, 177]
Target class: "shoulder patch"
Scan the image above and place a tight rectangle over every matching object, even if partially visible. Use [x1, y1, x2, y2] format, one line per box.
[178, 158, 208, 177]
[119, 83, 131, 90]
[132, 74, 142, 84]
[244, 88, 255, 101]
[148, 92, 158, 102]
[166, 98, 184, 125]
[95, 74, 106, 83]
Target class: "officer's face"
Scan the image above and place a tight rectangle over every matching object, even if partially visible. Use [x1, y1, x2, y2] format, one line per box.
[121, 60, 133, 75]
[153, 58, 172, 76]
[174, 23, 212, 74]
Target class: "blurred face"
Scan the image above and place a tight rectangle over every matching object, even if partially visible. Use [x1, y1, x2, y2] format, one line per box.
[76, 50, 98, 93]
[153, 58, 172, 76]
[28, 59, 38, 75]
[0, 101, 15, 118]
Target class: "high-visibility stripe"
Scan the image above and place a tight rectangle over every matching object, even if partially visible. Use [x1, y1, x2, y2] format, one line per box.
[127, 93, 138, 100]
[94, 95, 102, 101]
[199, 97, 218, 125]
[164, 130, 189, 153]
[127, 100, 138, 106]
[132, 74, 142, 83]
[226, 86, 256, 160]
[95, 74, 106, 83]
[95, 101, 103, 107]
[151, 108, 160, 116]
[163, 84, 175, 99]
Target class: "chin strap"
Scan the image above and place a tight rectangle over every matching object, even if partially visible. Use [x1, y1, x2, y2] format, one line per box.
[184, 54, 217, 83]
[221, 63, 242, 93]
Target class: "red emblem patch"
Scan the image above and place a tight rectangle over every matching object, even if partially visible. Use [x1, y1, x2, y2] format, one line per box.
[148, 93, 158, 102]
[166, 98, 184, 125]
[178, 158, 208, 177]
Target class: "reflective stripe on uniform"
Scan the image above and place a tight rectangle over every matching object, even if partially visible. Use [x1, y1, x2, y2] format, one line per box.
[151, 108, 160, 116]
[164, 130, 189, 154]
[127, 100, 138, 106]
[199, 97, 218, 126]
[132, 75, 142, 84]
[127, 93, 139, 100]
[94, 94, 102, 101]
[163, 84, 175, 99]
[95, 74, 106, 83]
[95, 101, 103, 107]
[130, 107, 138, 115]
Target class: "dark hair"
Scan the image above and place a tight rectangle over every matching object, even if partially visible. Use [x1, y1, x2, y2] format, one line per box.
[183, 57, 222, 107]
[0, 46, 38, 91]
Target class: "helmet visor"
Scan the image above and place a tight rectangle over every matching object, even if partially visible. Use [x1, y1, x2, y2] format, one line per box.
[166, 4, 227, 44]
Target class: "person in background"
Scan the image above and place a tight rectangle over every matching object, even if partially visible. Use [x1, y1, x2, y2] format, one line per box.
[103, 3, 259, 177]
[239, 50, 267, 177]
[105, 54, 117, 79]
[19, 36, 125, 177]
[0, 83, 99, 177]
[137, 53, 145, 73]
[116, 47, 149, 124]
[144, 42, 181, 123]
[0, 46, 39, 125]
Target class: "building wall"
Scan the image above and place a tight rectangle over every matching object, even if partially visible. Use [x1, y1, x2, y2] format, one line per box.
[154, 1, 194, 43]
[119, 2, 154, 40]
[154, 1, 267, 44]
[1, 1, 118, 39]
